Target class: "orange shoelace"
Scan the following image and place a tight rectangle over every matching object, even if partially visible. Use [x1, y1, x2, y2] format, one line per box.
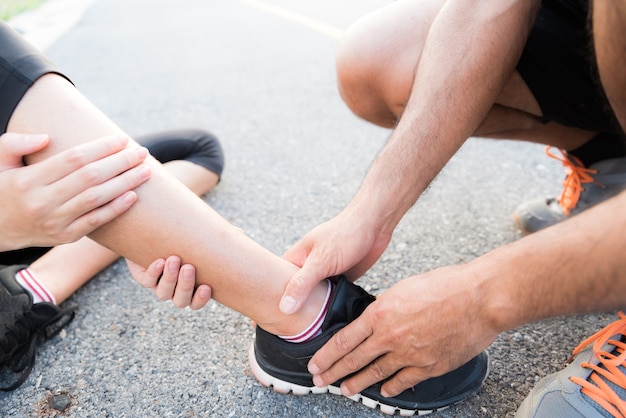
[545, 146, 602, 215]
[569, 312, 626, 418]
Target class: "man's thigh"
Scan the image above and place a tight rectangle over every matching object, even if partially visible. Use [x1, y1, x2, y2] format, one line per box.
[592, 0, 626, 130]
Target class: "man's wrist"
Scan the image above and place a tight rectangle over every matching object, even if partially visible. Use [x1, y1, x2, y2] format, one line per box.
[347, 186, 406, 238]
[467, 253, 530, 335]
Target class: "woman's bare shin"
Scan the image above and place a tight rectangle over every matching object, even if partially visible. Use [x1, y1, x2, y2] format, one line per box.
[8, 73, 326, 336]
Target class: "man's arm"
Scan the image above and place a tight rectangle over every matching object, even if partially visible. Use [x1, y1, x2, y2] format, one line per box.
[310, 189, 626, 397]
[281, 0, 540, 314]
[353, 0, 539, 232]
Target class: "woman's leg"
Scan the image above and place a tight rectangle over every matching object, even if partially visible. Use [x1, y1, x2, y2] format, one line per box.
[26, 129, 223, 304]
[8, 73, 327, 337]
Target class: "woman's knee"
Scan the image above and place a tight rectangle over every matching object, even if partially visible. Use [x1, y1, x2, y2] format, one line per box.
[189, 129, 225, 178]
[140, 129, 224, 178]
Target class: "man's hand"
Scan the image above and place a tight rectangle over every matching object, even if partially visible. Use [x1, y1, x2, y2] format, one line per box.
[307, 265, 498, 397]
[281, 208, 392, 315]
[0, 133, 151, 250]
[127, 256, 212, 310]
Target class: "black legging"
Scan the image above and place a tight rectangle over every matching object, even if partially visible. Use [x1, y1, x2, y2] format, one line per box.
[139, 129, 224, 177]
[0, 129, 224, 265]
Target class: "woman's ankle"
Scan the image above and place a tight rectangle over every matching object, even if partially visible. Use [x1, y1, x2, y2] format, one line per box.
[257, 279, 332, 337]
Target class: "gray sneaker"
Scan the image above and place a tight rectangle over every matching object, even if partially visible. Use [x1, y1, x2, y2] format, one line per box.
[515, 313, 626, 418]
[514, 147, 626, 234]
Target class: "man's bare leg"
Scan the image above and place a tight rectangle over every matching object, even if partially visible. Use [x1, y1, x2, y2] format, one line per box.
[593, 0, 626, 130]
[336, 0, 598, 150]
[8, 73, 328, 337]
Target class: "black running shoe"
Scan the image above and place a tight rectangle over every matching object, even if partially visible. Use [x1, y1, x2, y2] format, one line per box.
[249, 277, 489, 415]
[0, 264, 75, 391]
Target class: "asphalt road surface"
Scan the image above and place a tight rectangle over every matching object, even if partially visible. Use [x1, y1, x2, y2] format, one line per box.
[2, 1, 615, 416]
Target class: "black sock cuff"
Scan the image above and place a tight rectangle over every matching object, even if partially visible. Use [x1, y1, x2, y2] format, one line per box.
[568, 132, 626, 167]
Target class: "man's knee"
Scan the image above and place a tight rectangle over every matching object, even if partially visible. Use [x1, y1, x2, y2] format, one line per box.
[336, 18, 394, 127]
[336, 1, 439, 128]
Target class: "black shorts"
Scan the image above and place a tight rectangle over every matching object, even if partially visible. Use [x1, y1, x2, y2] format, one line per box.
[517, 0, 623, 133]
[0, 21, 71, 132]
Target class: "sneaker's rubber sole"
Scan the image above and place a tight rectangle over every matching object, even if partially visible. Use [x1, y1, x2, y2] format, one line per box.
[248, 343, 489, 416]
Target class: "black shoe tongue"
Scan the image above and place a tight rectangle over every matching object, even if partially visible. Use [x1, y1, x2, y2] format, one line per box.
[321, 276, 375, 332]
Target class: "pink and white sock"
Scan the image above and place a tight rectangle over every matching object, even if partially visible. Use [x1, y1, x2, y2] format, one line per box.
[15, 268, 56, 305]
[279, 279, 334, 343]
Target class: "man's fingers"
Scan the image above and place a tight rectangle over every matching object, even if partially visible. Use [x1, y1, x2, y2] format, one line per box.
[338, 356, 397, 396]
[313, 339, 381, 390]
[380, 367, 428, 398]
[339, 359, 425, 398]
[309, 312, 375, 381]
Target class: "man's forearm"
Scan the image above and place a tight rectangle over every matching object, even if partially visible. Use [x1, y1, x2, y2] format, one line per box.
[475, 191, 626, 334]
[350, 0, 540, 235]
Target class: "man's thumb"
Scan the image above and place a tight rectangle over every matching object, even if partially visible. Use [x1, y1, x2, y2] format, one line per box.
[279, 267, 321, 315]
